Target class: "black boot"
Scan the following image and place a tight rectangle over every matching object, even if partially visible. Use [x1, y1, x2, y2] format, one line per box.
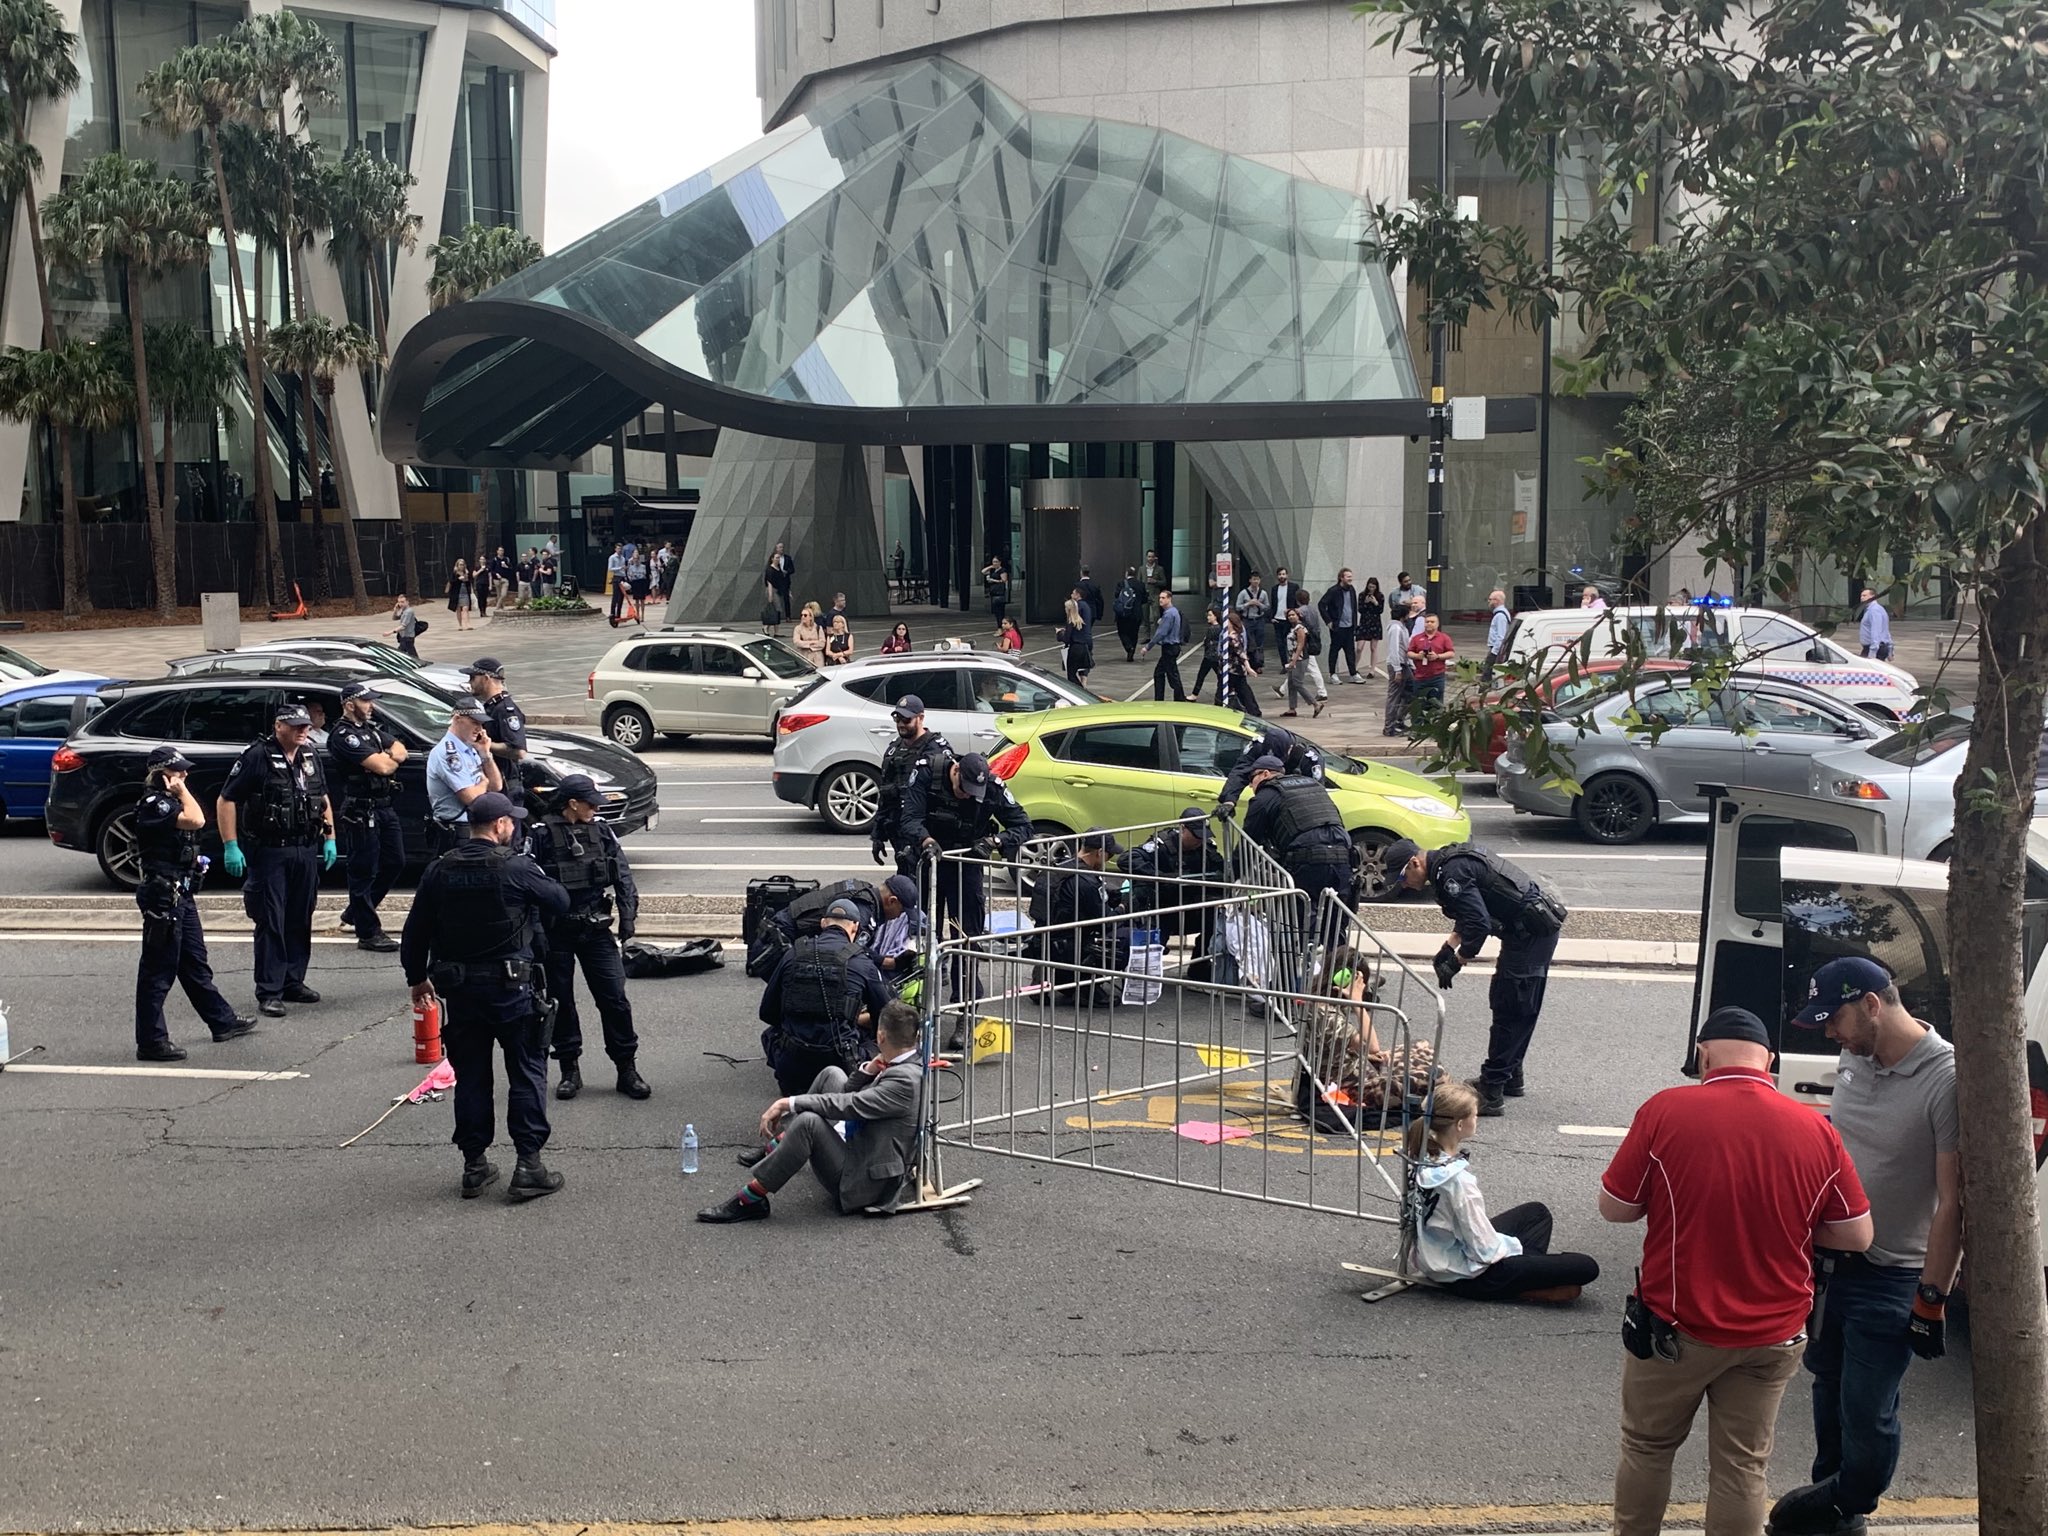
[615, 1061, 651, 1100]
[1766, 1484, 1865, 1536]
[555, 1060, 582, 1100]
[1469, 1078, 1507, 1117]
[507, 1155, 564, 1202]
[461, 1155, 500, 1199]
[1504, 1070, 1526, 1099]
[211, 1017, 259, 1043]
[737, 1146, 769, 1168]
[137, 1039, 188, 1062]
[697, 1191, 770, 1223]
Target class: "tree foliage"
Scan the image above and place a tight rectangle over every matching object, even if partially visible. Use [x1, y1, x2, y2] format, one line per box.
[427, 221, 542, 309]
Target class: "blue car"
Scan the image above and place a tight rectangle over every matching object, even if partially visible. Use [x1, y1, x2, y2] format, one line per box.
[0, 676, 113, 819]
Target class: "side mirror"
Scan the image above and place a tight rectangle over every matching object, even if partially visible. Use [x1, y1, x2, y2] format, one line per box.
[742, 667, 763, 680]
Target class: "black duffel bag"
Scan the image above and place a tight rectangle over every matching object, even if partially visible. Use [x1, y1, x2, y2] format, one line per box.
[622, 938, 725, 978]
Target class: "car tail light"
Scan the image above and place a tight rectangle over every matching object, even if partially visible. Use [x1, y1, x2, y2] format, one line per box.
[51, 747, 84, 773]
[989, 741, 1030, 780]
[1830, 778, 1890, 800]
[586, 671, 595, 700]
[777, 712, 828, 734]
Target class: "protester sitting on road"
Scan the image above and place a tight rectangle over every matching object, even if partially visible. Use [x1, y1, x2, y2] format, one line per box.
[1408, 1081, 1599, 1302]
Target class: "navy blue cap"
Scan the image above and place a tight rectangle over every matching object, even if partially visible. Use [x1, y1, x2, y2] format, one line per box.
[891, 694, 926, 719]
[1249, 754, 1285, 776]
[553, 773, 604, 807]
[824, 897, 864, 922]
[460, 657, 505, 678]
[1380, 838, 1422, 877]
[146, 745, 192, 771]
[955, 753, 992, 799]
[274, 703, 313, 726]
[1079, 828, 1120, 854]
[1792, 957, 1893, 1028]
[451, 701, 488, 722]
[340, 681, 380, 702]
[884, 873, 920, 910]
[467, 790, 526, 823]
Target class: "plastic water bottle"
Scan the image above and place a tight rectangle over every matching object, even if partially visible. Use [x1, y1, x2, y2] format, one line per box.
[680, 1123, 699, 1175]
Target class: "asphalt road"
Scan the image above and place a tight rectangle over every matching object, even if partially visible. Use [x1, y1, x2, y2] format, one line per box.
[0, 945, 1978, 1529]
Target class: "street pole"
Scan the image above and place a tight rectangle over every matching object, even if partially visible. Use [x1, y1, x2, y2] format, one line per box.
[1426, 63, 1449, 619]
[1218, 508, 1233, 709]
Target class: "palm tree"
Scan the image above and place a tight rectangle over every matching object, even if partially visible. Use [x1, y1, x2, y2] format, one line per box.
[137, 38, 286, 606]
[321, 149, 420, 355]
[427, 222, 542, 308]
[43, 155, 211, 620]
[0, 340, 124, 617]
[266, 316, 379, 612]
[133, 321, 239, 540]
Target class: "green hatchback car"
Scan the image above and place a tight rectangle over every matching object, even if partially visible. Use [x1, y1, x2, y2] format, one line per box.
[987, 701, 1470, 899]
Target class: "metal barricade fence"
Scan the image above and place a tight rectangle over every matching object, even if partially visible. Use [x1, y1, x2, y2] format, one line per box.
[899, 814, 1447, 1283]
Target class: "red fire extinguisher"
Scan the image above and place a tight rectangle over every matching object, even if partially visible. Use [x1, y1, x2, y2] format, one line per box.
[412, 994, 443, 1064]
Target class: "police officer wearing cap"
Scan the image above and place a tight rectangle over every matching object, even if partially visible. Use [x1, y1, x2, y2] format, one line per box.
[1030, 828, 1127, 978]
[528, 773, 649, 1102]
[134, 746, 257, 1060]
[427, 700, 502, 848]
[900, 748, 1030, 1044]
[402, 789, 572, 1201]
[217, 702, 336, 1018]
[869, 872, 927, 985]
[1123, 807, 1230, 950]
[462, 656, 527, 769]
[755, 895, 892, 1102]
[1385, 835, 1568, 1115]
[872, 693, 948, 873]
[327, 681, 408, 952]
[1242, 752, 1352, 909]
[1216, 723, 1324, 817]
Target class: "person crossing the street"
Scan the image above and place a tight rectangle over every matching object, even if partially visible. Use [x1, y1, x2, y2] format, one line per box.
[872, 695, 948, 874]
[133, 747, 257, 1061]
[217, 702, 334, 1019]
[1142, 587, 1188, 700]
[528, 774, 650, 1103]
[327, 681, 407, 953]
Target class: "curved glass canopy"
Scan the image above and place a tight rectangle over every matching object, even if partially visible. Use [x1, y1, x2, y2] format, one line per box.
[383, 59, 1423, 466]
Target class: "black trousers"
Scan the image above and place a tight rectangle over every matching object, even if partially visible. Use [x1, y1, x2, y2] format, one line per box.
[243, 843, 319, 1001]
[1330, 626, 1358, 678]
[134, 891, 240, 1047]
[772, 1041, 855, 1098]
[1221, 665, 1262, 716]
[443, 985, 550, 1158]
[609, 579, 627, 620]
[340, 805, 404, 936]
[1152, 642, 1186, 700]
[1479, 930, 1559, 1088]
[545, 917, 639, 1064]
[935, 858, 989, 1008]
[1192, 650, 1219, 697]
[1441, 1203, 1601, 1300]
[1116, 614, 1140, 660]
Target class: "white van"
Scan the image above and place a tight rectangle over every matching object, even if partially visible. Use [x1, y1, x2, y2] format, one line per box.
[1689, 782, 2048, 1271]
[1506, 604, 1919, 720]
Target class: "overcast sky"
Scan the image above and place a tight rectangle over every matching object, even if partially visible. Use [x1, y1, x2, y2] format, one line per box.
[545, 2, 763, 250]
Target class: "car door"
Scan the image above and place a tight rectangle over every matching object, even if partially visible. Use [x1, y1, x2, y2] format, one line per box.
[1736, 612, 1834, 685]
[624, 640, 697, 730]
[1169, 718, 1257, 813]
[1617, 681, 1740, 815]
[1043, 721, 1175, 833]
[0, 693, 79, 814]
[1733, 684, 1880, 793]
[967, 666, 1069, 753]
[910, 668, 986, 754]
[695, 642, 756, 734]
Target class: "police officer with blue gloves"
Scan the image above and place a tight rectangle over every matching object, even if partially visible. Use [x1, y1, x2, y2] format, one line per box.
[528, 774, 649, 1102]
[401, 790, 572, 1202]
[134, 746, 257, 1061]
[327, 681, 407, 953]
[217, 702, 335, 1019]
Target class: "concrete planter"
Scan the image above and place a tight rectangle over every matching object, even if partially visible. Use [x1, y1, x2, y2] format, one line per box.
[488, 601, 602, 621]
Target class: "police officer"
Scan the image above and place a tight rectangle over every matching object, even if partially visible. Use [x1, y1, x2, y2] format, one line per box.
[1241, 754, 1351, 907]
[134, 746, 256, 1061]
[217, 702, 335, 1018]
[528, 774, 649, 1102]
[426, 700, 502, 848]
[327, 681, 408, 952]
[1030, 828, 1126, 982]
[401, 790, 571, 1201]
[1216, 722, 1325, 817]
[1122, 806, 1229, 949]
[1383, 836, 1567, 1115]
[754, 896, 892, 1103]
[462, 656, 526, 770]
[872, 694, 948, 873]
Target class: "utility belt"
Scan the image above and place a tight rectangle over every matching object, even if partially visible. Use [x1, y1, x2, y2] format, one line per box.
[340, 791, 394, 822]
[558, 899, 615, 927]
[137, 872, 190, 922]
[428, 958, 537, 992]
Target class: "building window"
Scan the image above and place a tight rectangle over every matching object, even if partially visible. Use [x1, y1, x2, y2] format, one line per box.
[445, 61, 523, 232]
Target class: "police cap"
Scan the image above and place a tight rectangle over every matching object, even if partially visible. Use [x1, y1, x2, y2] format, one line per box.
[460, 656, 505, 679]
[553, 773, 605, 808]
[884, 873, 921, 911]
[824, 897, 864, 923]
[1248, 753, 1285, 776]
[1380, 838, 1423, 878]
[955, 753, 993, 799]
[466, 790, 527, 823]
[340, 680, 380, 702]
[274, 703, 313, 726]
[1078, 828, 1120, 855]
[451, 701, 488, 723]
[891, 694, 926, 720]
[146, 745, 192, 772]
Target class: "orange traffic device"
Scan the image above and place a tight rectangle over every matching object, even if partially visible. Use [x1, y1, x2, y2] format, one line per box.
[412, 994, 443, 1064]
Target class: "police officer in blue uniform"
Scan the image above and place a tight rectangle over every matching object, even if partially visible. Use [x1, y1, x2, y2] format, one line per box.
[462, 656, 527, 769]
[134, 746, 257, 1061]
[217, 702, 335, 1018]
[528, 774, 649, 1102]
[1215, 722, 1324, 817]
[327, 681, 408, 952]
[401, 790, 572, 1201]
[1242, 754, 1352, 1000]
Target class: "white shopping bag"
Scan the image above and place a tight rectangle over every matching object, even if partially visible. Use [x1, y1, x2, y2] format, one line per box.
[1121, 927, 1165, 1007]
[1220, 911, 1274, 991]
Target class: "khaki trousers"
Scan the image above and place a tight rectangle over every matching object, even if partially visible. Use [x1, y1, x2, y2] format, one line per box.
[1613, 1333, 1803, 1536]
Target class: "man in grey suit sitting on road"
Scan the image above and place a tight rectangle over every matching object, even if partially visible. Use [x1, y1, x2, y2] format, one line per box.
[697, 1000, 925, 1223]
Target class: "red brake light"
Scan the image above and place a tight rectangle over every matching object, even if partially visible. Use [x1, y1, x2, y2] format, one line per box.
[51, 747, 85, 773]
[1831, 779, 1890, 800]
[586, 671, 595, 700]
[989, 741, 1030, 780]
[777, 712, 828, 734]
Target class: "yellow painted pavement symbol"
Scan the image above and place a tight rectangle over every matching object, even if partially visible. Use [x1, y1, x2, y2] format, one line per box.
[1067, 1081, 1405, 1158]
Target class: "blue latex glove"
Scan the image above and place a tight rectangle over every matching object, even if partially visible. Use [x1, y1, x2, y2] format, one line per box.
[321, 837, 338, 871]
[221, 840, 245, 878]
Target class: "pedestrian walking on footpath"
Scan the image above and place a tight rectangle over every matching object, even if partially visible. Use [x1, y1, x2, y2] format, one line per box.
[1271, 566, 1328, 702]
[1383, 599, 1414, 735]
[982, 552, 1011, 626]
[1113, 567, 1145, 660]
[1143, 588, 1188, 700]
[1281, 606, 1319, 718]
[1141, 547, 1169, 597]
[1483, 589, 1511, 686]
[446, 558, 475, 630]
[1600, 1006, 1874, 1536]
[605, 543, 627, 623]
[390, 592, 421, 657]
[1318, 567, 1364, 683]
[1857, 587, 1894, 661]
[765, 541, 794, 619]
[1235, 571, 1271, 670]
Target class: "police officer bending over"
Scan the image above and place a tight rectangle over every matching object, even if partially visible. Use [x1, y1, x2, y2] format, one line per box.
[1383, 837, 1567, 1116]
[1217, 723, 1324, 817]
[1030, 828, 1126, 979]
[873, 693, 948, 872]
[1242, 754, 1352, 909]
[217, 702, 335, 1018]
[402, 790, 572, 1201]
[1122, 807, 1229, 968]
[134, 746, 257, 1060]
[528, 774, 649, 1102]
[328, 680, 408, 952]
[755, 897, 892, 1103]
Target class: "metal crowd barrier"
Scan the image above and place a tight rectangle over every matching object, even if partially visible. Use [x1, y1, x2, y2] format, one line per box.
[896, 813, 1447, 1292]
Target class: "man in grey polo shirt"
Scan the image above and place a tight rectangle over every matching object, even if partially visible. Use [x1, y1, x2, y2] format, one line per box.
[1767, 957, 1962, 1536]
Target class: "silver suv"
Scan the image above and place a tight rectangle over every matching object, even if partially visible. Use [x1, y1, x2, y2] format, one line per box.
[586, 627, 816, 750]
[772, 652, 1093, 832]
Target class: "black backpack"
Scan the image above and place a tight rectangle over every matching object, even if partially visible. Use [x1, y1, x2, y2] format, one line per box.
[1304, 626, 1321, 657]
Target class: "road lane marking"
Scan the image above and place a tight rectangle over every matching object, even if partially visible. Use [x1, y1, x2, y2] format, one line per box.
[4, 1063, 308, 1081]
[1558, 1124, 1633, 1137]
[1494, 851, 1701, 862]
[697, 814, 816, 823]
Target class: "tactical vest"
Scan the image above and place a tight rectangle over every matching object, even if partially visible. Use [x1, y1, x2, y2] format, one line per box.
[335, 723, 396, 807]
[917, 752, 1000, 851]
[243, 740, 322, 845]
[428, 842, 527, 963]
[1261, 774, 1345, 852]
[1435, 843, 1568, 938]
[538, 814, 612, 901]
[783, 879, 879, 937]
[779, 933, 861, 1053]
[877, 729, 946, 842]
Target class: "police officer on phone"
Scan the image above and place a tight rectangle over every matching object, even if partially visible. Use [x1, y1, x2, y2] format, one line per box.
[462, 656, 527, 769]
[401, 790, 571, 1202]
[134, 746, 257, 1061]
[427, 701, 502, 850]
[528, 774, 649, 1103]
[327, 681, 407, 952]
[217, 702, 335, 1019]
[872, 694, 948, 874]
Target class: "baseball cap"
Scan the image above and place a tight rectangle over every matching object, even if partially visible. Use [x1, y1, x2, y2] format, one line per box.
[891, 694, 926, 719]
[1697, 1006, 1772, 1049]
[339, 680, 380, 702]
[824, 897, 864, 922]
[1380, 838, 1423, 878]
[553, 773, 604, 807]
[1079, 828, 1121, 855]
[884, 873, 920, 911]
[1178, 806, 1212, 837]
[466, 790, 526, 824]
[1792, 956, 1893, 1029]
[460, 656, 505, 678]
[451, 701, 488, 722]
[955, 753, 992, 799]
[1249, 753, 1285, 776]
[274, 703, 313, 726]
[146, 745, 192, 772]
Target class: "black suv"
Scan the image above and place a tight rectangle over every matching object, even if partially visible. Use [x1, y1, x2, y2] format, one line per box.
[46, 671, 660, 888]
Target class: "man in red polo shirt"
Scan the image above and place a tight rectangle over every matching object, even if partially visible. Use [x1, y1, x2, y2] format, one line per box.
[1600, 1007, 1874, 1536]
[1406, 611, 1456, 718]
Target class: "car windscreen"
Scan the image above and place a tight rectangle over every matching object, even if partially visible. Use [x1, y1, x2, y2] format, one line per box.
[742, 638, 814, 679]
[368, 679, 471, 741]
[1230, 714, 1363, 776]
[1867, 712, 1972, 767]
[0, 644, 52, 678]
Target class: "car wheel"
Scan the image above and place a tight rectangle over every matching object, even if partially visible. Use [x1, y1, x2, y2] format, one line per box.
[1351, 828, 1401, 903]
[1928, 838, 1954, 863]
[96, 806, 144, 890]
[1014, 820, 1074, 898]
[818, 764, 881, 833]
[1575, 773, 1655, 845]
[604, 703, 654, 753]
